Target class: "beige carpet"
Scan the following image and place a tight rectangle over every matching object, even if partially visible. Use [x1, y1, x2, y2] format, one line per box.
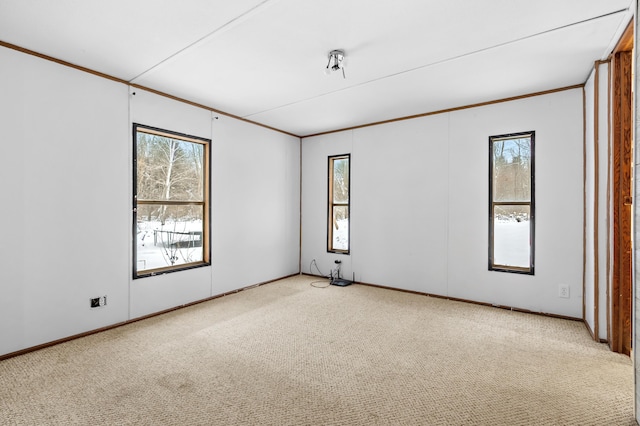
[0, 275, 634, 425]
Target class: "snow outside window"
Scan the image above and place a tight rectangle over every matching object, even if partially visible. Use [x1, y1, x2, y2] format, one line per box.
[328, 154, 350, 254]
[133, 124, 210, 278]
[489, 132, 535, 274]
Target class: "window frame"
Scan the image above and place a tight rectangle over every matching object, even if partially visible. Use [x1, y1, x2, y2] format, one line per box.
[132, 123, 211, 279]
[488, 131, 535, 275]
[327, 154, 350, 254]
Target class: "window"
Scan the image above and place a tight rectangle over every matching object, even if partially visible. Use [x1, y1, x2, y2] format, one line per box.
[133, 124, 210, 278]
[489, 131, 534, 274]
[328, 154, 350, 253]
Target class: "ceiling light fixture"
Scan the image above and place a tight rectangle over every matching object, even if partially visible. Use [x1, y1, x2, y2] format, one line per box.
[325, 49, 346, 78]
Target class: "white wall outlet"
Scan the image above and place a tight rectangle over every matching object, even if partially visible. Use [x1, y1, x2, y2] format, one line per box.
[558, 284, 570, 298]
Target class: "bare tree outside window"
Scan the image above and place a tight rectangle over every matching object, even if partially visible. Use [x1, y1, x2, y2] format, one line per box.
[489, 132, 535, 274]
[133, 124, 210, 278]
[328, 154, 350, 253]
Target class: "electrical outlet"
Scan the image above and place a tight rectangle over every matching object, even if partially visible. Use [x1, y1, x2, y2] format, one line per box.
[558, 284, 570, 299]
[90, 296, 107, 308]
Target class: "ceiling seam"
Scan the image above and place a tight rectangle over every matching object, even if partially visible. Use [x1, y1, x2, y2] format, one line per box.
[242, 7, 629, 120]
[129, 0, 280, 83]
[0, 39, 300, 138]
[0, 4, 626, 138]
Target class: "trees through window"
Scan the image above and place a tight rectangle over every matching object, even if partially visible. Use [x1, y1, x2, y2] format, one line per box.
[328, 154, 350, 253]
[489, 132, 534, 274]
[133, 124, 210, 278]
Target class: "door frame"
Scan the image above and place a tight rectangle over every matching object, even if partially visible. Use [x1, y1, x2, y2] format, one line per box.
[609, 22, 633, 355]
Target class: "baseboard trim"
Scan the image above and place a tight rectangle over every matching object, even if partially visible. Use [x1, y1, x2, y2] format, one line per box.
[310, 275, 609, 347]
[2, 273, 593, 361]
[305, 275, 583, 322]
[0, 273, 298, 361]
[357, 281, 583, 322]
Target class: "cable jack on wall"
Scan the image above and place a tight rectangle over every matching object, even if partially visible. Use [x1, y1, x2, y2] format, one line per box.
[325, 49, 346, 79]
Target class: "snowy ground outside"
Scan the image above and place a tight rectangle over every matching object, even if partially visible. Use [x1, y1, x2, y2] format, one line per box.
[332, 219, 349, 251]
[137, 220, 203, 272]
[493, 219, 530, 267]
[331, 218, 529, 267]
[136, 217, 526, 272]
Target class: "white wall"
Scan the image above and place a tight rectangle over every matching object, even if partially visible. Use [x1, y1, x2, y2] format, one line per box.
[129, 88, 215, 318]
[0, 47, 130, 355]
[352, 115, 450, 294]
[302, 89, 584, 318]
[0, 39, 587, 357]
[211, 115, 300, 294]
[596, 62, 610, 340]
[301, 131, 354, 279]
[584, 70, 596, 334]
[584, 62, 613, 342]
[0, 46, 300, 357]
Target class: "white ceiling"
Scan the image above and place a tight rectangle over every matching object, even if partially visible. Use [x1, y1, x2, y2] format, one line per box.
[0, 0, 633, 137]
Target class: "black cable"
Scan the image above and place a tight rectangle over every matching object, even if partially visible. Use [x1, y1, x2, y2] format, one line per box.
[309, 259, 331, 288]
[310, 280, 330, 288]
[310, 259, 329, 278]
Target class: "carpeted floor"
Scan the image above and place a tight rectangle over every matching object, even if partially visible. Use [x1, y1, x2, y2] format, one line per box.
[0, 275, 635, 425]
